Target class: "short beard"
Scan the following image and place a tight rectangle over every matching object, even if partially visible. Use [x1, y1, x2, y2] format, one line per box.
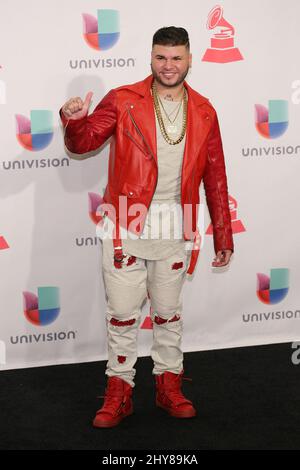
[150, 64, 190, 88]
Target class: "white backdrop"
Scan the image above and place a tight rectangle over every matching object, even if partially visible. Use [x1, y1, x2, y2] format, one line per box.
[0, 0, 300, 370]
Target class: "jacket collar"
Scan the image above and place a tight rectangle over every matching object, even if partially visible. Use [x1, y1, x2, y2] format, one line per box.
[117, 74, 211, 172]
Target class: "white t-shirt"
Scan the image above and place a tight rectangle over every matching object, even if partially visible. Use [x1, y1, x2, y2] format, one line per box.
[121, 95, 189, 260]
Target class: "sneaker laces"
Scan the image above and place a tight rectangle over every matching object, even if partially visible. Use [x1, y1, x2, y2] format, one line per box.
[96, 385, 128, 415]
[163, 374, 193, 405]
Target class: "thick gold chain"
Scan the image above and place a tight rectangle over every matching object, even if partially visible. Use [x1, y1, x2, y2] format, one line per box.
[151, 82, 187, 145]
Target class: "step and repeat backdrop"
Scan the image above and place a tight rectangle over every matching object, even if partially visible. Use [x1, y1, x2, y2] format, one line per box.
[0, 0, 299, 370]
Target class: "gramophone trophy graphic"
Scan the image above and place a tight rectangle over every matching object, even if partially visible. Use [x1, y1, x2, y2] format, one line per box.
[0, 235, 9, 250]
[202, 5, 243, 63]
[206, 195, 245, 235]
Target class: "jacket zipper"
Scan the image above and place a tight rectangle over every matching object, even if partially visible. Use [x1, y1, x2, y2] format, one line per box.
[189, 170, 195, 201]
[124, 104, 159, 235]
[206, 152, 226, 246]
[127, 105, 156, 163]
[124, 128, 151, 158]
[188, 170, 196, 235]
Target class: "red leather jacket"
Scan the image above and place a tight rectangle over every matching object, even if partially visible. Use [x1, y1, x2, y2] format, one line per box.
[60, 74, 234, 264]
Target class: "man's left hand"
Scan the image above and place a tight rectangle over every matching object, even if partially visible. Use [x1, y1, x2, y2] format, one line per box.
[212, 249, 233, 267]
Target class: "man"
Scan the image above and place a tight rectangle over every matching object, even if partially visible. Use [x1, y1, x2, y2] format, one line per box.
[60, 27, 233, 428]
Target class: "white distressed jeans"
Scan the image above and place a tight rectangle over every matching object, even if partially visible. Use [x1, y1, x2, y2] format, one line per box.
[101, 237, 191, 387]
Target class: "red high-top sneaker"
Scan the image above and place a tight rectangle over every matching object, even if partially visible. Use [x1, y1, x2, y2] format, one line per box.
[93, 376, 133, 428]
[155, 371, 196, 418]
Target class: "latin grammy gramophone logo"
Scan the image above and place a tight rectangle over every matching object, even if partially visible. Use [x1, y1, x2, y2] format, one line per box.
[206, 195, 245, 235]
[0, 235, 9, 250]
[202, 5, 243, 63]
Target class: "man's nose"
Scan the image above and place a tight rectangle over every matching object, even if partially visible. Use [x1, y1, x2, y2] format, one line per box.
[164, 59, 174, 68]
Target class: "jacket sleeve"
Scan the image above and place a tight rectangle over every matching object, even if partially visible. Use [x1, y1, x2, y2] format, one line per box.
[59, 89, 117, 155]
[203, 109, 234, 254]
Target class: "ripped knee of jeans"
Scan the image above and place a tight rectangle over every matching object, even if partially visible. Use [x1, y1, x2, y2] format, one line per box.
[117, 355, 127, 363]
[150, 311, 181, 325]
[107, 311, 139, 327]
[172, 261, 184, 270]
[113, 253, 137, 269]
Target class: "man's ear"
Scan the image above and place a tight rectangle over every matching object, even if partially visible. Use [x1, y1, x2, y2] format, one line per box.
[189, 53, 192, 67]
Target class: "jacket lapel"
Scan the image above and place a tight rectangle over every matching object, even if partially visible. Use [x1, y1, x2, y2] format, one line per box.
[120, 74, 211, 172]
[127, 91, 158, 166]
[182, 83, 212, 178]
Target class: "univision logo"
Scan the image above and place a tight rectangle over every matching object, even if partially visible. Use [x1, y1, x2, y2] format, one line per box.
[255, 100, 288, 139]
[23, 286, 60, 326]
[82, 9, 120, 50]
[74, 192, 104, 247]
[257, 268, 289, 304]
[15, 110, 53, 151]
[88, 192, 104, 224]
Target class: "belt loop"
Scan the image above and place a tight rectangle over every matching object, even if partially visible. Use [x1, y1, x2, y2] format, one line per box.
[113, 220, 125, 269]
[186, 228, 201, 275]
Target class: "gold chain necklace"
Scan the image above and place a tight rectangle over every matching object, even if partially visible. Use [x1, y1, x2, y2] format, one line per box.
[158, 95, 182, 124]
[152, 82, 187, 145]
[157, 96, 182, 134]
